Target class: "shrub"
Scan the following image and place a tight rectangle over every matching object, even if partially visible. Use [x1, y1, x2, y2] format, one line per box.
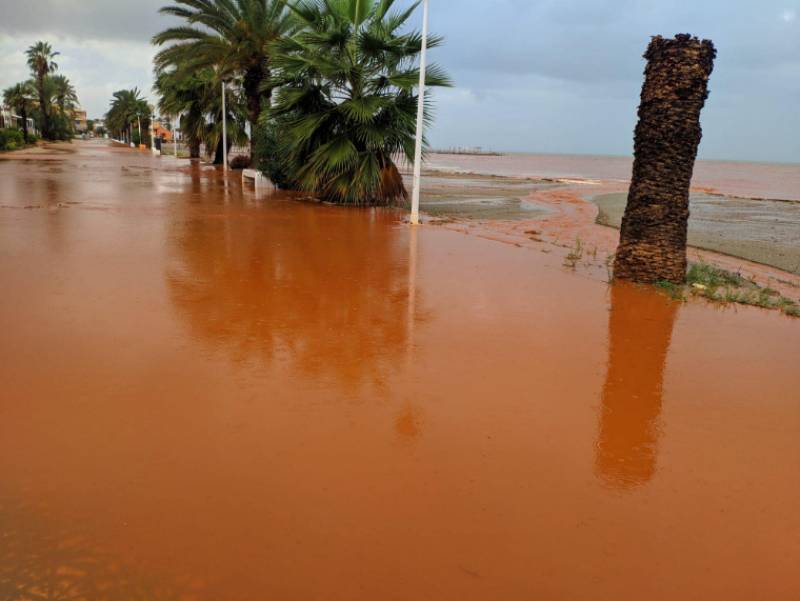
[229, 155, 251, 170]
[48, 112, 74, 141]
[0, 128, 25, 151]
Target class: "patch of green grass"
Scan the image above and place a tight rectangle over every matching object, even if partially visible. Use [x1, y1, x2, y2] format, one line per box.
[687, 262, 746, 289]
[637, 260, 800, 318]
[783, 304, 800, 318]
[655, 280, 685, 301]
[682, 261, 799, 318]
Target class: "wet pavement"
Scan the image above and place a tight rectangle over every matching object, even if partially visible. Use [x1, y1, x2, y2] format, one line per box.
[1, 141, 798, 600]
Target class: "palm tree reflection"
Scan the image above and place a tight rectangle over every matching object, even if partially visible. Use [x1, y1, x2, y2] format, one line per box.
[0, 496, 188, 601]
[166, 198, 420, 389]
[595, 283, 679, 489]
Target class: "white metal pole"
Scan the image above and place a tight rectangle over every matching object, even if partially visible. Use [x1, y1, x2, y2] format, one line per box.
[137, 116, 142, 147]
[222, 81, 228, 172]
[410, 0, 429, 226]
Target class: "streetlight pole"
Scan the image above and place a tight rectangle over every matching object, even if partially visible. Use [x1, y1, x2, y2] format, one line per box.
[222, 81, 228, 172]
[410, 0, 429, 226]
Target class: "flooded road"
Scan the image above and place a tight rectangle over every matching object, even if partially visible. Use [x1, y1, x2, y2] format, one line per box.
[1, 141, 798, 600]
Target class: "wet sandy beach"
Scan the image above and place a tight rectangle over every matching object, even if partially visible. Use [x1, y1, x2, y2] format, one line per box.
[411, 158, 800, 300]
[592, 191, 800, 274]
[1, 141, 799, 600]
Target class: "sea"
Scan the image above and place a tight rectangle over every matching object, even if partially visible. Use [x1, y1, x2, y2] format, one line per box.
[424, 152, 800, 202]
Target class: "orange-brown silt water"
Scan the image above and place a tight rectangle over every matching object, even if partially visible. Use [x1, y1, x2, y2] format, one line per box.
[0, 141, 798, 600]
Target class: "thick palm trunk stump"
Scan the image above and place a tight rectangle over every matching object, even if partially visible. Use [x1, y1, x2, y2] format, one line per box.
[614, 34, 716, 284]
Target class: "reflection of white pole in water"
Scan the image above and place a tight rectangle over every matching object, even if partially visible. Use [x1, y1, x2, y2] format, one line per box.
[222, 81, 228, 172]
[406, 225, 418, 368]
[410, 0, 429, 226]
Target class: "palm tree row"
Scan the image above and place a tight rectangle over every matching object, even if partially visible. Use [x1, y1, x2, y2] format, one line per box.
[2, 41, 81, 142]
[152, 0, 450, 206]
[154, 69, 248, 163]
[105, 88, 151, 145]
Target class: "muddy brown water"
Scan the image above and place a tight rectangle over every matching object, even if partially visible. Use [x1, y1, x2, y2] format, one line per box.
[1, 141, 798, 600]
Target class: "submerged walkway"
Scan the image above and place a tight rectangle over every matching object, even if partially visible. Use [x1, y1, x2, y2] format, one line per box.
[0, 141, 798, 600]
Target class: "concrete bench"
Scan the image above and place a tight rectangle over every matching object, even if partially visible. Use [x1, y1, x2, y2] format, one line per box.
[242, 169, 274, 192]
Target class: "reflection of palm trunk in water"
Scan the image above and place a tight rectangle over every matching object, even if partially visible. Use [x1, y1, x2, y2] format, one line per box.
[596, 284, 679, 489]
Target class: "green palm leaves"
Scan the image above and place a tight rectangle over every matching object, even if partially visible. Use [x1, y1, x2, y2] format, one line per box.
[153, 0, 295, 155]
[106, 88, 150, 143]
[269, 0, 451, 205]
[3, 82, 36, 142]
[26, 41, 59, 80]
[49, 75, 79, 115]
[25, 41, 61, 139]
[150, 0, 450, 205]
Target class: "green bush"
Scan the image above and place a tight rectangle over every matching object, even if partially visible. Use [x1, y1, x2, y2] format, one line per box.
[48, 112, 74, 141]
[0, 128, 25, 151]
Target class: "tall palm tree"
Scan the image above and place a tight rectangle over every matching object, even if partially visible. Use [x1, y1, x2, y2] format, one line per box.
[49, 74, 79, 116]
[106, 88, 150, 144]
[204, 80, 249, 165]
[152, 0, 295, 157]
[156, 68, 248, 164]
[26, 41, 60, 139]
[3, 82, 35, 142]
[269, 0, 450, 205]
[155, 70, 208, 158]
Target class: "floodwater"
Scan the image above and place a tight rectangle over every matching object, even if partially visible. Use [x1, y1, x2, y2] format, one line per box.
[1, 141, 799, 600]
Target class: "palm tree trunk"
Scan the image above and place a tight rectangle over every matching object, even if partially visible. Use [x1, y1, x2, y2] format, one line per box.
[244, 66, 269, 164]
[21, 107, 29, 143]
[213, 136, 233, 165]
[190, 139, 201, 159]
[37, 74, 49, 139]
[378, 158, 408, 206]
[614, 34, 716, 285]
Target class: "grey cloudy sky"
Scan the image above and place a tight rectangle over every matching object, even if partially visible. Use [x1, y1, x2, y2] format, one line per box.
[1, 0, 798, 162]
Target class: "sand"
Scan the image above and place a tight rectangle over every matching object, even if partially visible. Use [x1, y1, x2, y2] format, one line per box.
[592, 192, 800, 274]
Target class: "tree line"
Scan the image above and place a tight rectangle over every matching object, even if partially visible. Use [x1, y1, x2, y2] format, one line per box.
[2, 41, 80, 144]
[107, 0, 450, 207]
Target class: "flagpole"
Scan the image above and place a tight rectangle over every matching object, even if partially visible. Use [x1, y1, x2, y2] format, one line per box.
[410, 0, 429, 225]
